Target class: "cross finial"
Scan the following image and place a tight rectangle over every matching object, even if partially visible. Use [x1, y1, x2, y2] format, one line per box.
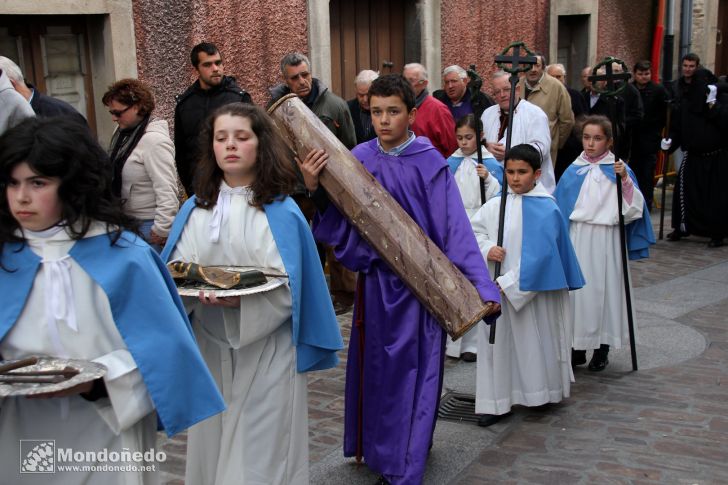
[494, 41, 537, 74]
[588, 56, 632, 97]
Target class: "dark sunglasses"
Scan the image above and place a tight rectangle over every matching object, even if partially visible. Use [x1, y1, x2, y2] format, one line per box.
[109, 105, 133, 117]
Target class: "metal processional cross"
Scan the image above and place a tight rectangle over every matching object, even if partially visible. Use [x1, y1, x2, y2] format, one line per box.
[488, 42, 537, 345]
[587, 57, 639, 371]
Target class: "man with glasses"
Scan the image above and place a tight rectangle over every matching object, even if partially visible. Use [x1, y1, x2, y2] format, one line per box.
[174, 42, 252, 196]
[481, 70, 556, 192]
[403, 63, 457, 158]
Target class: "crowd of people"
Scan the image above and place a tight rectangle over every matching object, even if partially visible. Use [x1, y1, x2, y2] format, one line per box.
[0, 40, 726, 485]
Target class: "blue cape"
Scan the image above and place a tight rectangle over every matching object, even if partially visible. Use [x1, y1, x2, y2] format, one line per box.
[553, 163, 655, 260]
[0, 232, 225, 437]
[514, 194, 585, 291]
[162, 196, 343, 373]
[447, 154, 504, 183]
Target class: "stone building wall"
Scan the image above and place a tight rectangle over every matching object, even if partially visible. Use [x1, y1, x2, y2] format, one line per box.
[440, 0, 549, 92]
[132, 0, 309, 124]
[596, 0, 655, 71]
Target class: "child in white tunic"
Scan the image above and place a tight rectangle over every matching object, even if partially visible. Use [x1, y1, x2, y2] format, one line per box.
[554, 115, 653, 372]
[162, 103, 342, 485]
[471, 144, 584, 427]
[0, 118, 224, 485]
[445, 114, 502, 361]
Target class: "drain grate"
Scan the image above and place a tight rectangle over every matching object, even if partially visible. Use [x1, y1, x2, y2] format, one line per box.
[438, 391, 478, 423]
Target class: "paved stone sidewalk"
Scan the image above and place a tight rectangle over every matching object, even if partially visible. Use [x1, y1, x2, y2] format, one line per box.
[158, 209, 728, 484]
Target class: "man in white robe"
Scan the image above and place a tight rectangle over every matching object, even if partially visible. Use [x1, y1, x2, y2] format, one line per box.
[481, 70, 556, 192]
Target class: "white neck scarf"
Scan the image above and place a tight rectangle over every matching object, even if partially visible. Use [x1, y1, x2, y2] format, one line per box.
[209, 185, 248, 242]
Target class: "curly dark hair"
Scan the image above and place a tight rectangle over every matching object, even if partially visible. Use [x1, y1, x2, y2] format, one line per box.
[193, 103, 298, 209]
[101, 78, 155, 117]
[0, 116, 139, 267]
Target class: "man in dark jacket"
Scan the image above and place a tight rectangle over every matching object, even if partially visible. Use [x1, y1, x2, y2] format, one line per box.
[433, 64, 494, 123]
[347, 69, 378, 145]
[0, 56, 87, 127]
[664, 67, 728, 247]
[268, 52, 356, 149]
[630, 60, 668, 210]
[174, 42, 252, 195]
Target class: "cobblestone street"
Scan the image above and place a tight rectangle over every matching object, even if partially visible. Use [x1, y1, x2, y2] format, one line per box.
[158, 208, 728, 483]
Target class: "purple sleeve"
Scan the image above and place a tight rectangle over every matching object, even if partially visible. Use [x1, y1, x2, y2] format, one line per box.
[313, 203, 379, 273]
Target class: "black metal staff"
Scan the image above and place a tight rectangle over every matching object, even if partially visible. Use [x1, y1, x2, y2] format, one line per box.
[588, 57, 638, 371]
[658, 26, 675, 240]
[657, 104, 673, 239]
[487, 42, 537, 345]
[467, 64, 487, 204]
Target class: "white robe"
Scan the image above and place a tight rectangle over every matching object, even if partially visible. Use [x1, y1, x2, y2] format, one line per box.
[480, 99, 556, 193]
[470, 184, 573, 415]
[0, 224, 158, 485]
[568, 154, 644, 349]
[446, 150, 501, 357]
[172, 186, 308, 485]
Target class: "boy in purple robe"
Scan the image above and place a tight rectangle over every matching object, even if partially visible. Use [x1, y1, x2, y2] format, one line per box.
[298, 74, 500, 485]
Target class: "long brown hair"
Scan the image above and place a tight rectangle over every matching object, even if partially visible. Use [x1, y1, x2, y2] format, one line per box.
[193, 103, 298, 209]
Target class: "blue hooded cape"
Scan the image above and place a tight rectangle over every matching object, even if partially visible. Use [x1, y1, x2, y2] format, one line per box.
[520, 194, 585, 291]
[162, 196, 343, 373]
[553, 162, 655, 260]
[447, 153, 504, 183]
[0, 232, 225, 437]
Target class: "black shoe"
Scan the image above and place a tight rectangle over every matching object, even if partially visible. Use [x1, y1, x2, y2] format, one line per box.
[461, 352, 477, 362]
[571, 349, 587, 366]
[667, 230, 687, 241]
[707, 238, 725, 248]
[588, 346, 609, 372]
[477, 411, 512, 427]
[374, 475, 391, 485]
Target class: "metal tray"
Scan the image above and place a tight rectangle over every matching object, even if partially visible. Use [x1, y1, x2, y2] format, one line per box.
[175, 266, 288, 297]
[0, 356, 107, 397]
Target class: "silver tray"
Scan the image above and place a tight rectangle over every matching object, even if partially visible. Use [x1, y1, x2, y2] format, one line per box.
[0, 357, 107, 397]
[175, 266, 288, 297]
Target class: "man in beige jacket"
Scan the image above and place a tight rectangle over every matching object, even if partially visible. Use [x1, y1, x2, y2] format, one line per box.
[519, 54, 574, 167]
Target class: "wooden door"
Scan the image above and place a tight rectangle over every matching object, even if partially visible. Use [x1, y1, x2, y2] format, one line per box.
[0, 15, 96, 135]
[329, 0, 406, 100]
[716, 0, 728, 76]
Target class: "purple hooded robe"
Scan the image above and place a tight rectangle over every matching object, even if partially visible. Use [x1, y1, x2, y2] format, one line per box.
[314, 136, 500, 484]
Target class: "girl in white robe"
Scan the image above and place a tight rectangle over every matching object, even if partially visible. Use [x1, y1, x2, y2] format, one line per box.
[554, 115, 652, 372]
[0, 118, 223, 485]
[162, 103, 342, 485]
[470, 144, 583, 427]
[445, 114, 502, 361]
